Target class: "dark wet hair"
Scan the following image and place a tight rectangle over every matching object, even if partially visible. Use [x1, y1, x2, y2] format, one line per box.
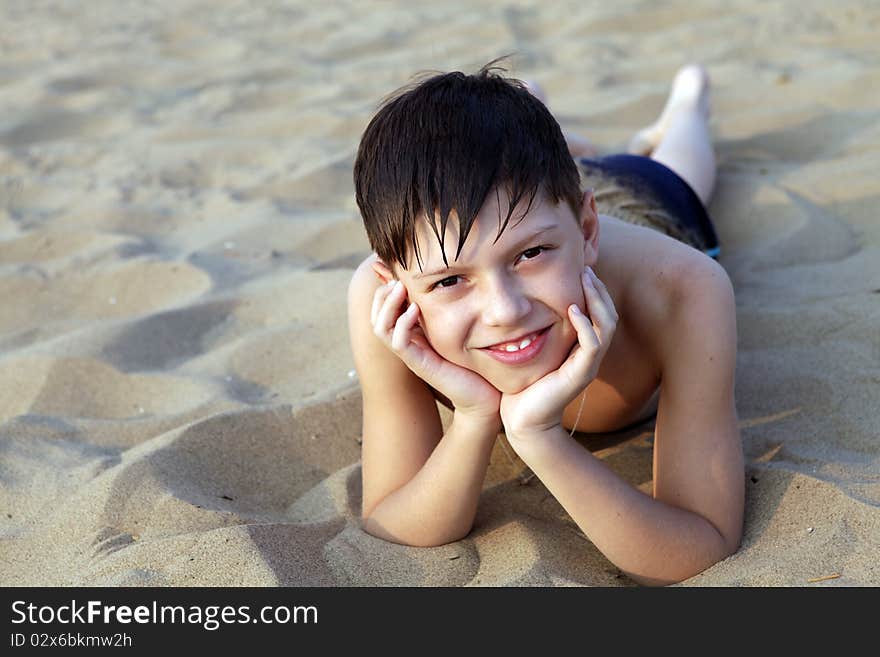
[353, 55, 583, 273]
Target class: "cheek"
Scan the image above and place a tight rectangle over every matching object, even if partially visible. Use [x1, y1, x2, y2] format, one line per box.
[419, 305, 468, 352]
[533, 275, 582, 318]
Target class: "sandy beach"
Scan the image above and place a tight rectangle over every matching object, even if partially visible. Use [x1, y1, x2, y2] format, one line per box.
[1, 0, 878, 586]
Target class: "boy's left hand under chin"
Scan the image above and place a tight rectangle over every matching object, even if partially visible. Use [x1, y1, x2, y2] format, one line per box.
[500, 266, 618, 444]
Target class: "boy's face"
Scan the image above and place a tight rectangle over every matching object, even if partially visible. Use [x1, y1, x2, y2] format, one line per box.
[389, 187, 600, 394]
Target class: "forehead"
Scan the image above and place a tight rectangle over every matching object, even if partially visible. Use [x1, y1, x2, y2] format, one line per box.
[405, 188, 566, 272]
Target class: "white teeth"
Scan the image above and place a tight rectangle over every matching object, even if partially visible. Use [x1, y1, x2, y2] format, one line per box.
[495, 332, 538, 352]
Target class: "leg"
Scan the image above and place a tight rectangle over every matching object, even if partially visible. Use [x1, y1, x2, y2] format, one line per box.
[627, 65, 716, 206]
[523, 79, 598, 158]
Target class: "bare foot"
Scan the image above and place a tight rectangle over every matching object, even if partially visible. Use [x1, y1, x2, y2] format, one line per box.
[523, 79, 598, 158]
[627, 64, 711, 156]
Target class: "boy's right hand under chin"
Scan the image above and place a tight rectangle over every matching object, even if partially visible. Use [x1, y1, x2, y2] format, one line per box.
[371, 279, 502, 424]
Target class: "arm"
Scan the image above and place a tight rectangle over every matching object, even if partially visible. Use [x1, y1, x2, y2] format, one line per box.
[508, 258, 744, 585]
[348, 259, 502, 548]
[362, 411, 500, 547]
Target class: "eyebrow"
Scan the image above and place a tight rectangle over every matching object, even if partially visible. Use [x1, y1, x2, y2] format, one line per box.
[412, 224, 559, 279]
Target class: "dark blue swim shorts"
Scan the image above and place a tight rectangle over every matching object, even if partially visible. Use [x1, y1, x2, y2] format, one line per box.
[576, 154, 720, 260]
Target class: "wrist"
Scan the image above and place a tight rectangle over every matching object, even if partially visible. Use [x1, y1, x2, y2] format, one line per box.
[453, 409, 503, 436]
[505, 422, 565, 454]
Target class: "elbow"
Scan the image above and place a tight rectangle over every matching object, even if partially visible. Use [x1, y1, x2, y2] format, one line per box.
[717, 510, 744, 560]
[723, 528, 743, 558]
[627, 574, 676, 588]
[360, 513, 471, 548]
[624, 565, 692, 587]
[628, 562, 721, 587]
[627, 528, 742, 587]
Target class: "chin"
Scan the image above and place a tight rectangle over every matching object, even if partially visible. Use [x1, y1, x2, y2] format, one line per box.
[494, 381, 530, 395]
[486, 370, 547, 395]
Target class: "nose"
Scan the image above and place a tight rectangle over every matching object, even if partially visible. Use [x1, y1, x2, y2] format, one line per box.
[479, 273, 531, 326]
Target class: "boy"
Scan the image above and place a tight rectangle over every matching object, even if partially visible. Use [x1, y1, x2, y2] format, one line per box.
[347, 59, 744, 586]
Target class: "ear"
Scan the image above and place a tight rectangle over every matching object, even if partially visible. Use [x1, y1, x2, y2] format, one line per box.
[579, 188, 600, 266]
[370, 258, 396, 285]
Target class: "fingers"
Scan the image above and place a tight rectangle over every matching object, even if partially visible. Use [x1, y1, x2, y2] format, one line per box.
[582, 267, 618, 342]
[372, 280, 406, 337]
[370, 280, 393, 326]
[561, 267, 618, 389]
[569, 296, 599, 345]
[371, 280, 425, 367]
[391, 300, 420, 352]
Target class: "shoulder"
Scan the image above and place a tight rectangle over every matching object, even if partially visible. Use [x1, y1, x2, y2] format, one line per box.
[347, 253, 394, 373]
[348, 253, 391, 342]
[600, 214, 733, 355]
[348, 254, 455, 411]
[347, 254, 384, 359]
[598, 213, 717, 301]
[628, 231, 736, 377]
[350, 253, 382, 296]
[655, 250, 736, 358]
[346, 251, 445, 417]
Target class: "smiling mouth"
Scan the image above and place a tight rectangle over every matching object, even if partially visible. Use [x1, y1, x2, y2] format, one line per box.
[481, 326, 551, 352]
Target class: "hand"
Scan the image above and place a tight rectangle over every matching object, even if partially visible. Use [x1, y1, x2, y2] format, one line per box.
[500, 266, 618, 440]
[371, 279, 502, 424]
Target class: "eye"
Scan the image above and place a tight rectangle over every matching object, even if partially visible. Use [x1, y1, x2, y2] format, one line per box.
[428, 246, 553, 292]
[431, 275, 461, 291]
[519, 245, 550, 261]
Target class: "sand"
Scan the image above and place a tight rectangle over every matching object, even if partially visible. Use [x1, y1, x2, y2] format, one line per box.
[1, 0, 878, 587]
